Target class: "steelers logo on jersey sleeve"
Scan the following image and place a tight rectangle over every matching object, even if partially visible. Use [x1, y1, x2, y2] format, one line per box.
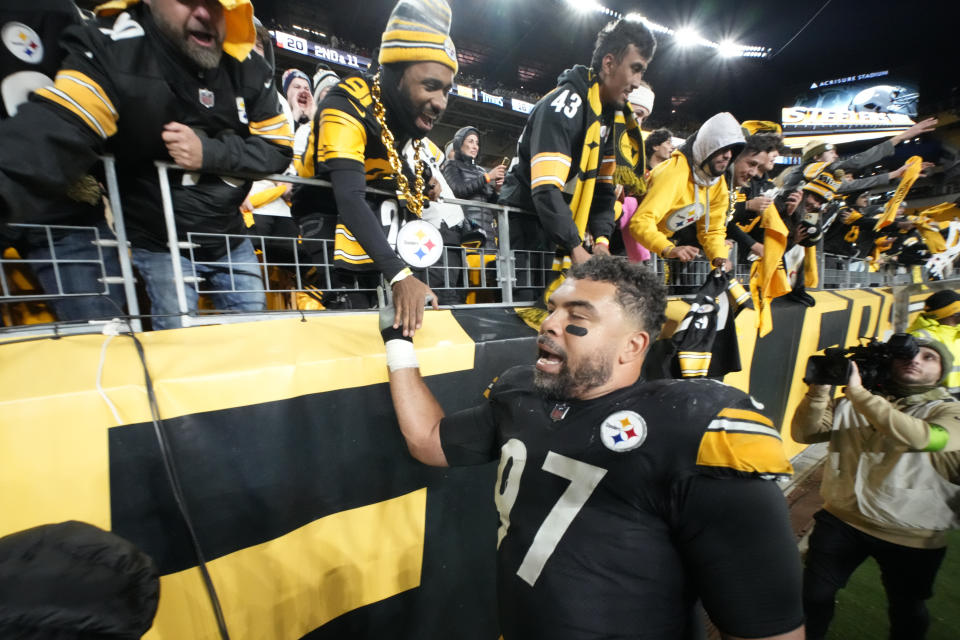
[600, 410, 647, 452]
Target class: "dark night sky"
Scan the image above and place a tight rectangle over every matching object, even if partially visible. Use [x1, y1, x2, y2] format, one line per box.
[257, 0, 954, 130]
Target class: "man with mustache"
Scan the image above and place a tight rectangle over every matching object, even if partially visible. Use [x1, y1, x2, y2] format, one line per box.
[382, 254, 804, 639]
[296, 0, 459, 336]
[0, 0, 294, 329]
[793, 335, 960, 640]
[628, 112, 744, 270]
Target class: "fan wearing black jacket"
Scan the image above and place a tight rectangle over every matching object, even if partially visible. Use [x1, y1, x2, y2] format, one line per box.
[441, 126, 503, 249]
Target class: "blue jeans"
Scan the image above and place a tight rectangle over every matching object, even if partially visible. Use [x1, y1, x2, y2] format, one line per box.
[132, 238, 265, 330]
[22, 220, 125, 322]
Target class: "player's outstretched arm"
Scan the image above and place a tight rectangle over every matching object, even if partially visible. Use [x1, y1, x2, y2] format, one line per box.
[388, 368, 448, 467]
[380, 290, 449, 467]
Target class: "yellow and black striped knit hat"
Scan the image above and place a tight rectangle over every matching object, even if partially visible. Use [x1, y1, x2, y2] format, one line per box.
[379, 0, 458, 73]
[740, 120, 781, 137]
[923, 290, 960, 320]
[802, 171, 841, 201]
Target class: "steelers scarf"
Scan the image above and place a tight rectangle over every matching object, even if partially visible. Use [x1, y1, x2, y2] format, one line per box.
[612, 110, 647, 196]
[875, 155, 923, 231]
[515, 76, 647, 332]
[569, 72, 646, 240]
[749, 204, 791, 337]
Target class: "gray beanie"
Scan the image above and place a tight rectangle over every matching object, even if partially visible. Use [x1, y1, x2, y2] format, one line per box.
[913, 337, 954, 386]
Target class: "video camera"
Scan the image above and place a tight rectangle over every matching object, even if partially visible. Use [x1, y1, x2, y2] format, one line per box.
[803, 333, 919, 390]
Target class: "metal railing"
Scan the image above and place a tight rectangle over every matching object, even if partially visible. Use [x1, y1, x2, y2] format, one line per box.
[0, 158, 942, 330]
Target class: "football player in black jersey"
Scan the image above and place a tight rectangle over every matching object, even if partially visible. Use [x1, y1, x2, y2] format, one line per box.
[382, 254, 804, 639]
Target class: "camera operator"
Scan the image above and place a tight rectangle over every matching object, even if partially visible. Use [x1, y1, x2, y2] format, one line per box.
[791, 336, 960, 640]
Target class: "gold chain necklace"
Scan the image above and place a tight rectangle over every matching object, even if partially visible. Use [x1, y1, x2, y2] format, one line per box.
[370, 73, 426, 218]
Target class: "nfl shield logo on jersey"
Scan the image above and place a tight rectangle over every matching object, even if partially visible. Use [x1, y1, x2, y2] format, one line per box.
[600, 410, 647, 452]
[198, 88, 215, 109]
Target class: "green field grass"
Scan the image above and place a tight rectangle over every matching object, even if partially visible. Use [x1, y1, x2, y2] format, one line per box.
[827, 530, 960, 639]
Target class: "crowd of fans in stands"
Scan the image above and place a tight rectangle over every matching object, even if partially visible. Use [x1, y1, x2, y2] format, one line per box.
[3, 4, 960, 640]
[0, 0, 956, 331]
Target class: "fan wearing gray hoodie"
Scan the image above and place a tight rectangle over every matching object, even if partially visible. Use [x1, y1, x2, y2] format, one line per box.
[628, 112, 745, 268]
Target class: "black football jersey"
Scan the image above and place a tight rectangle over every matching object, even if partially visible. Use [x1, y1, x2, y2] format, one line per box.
[439, 366, 802, 639]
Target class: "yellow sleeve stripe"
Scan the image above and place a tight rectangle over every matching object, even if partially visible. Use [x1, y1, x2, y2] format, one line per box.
[250, 120, 289, 133]
[250, 113, 288, 130]
[249, 123, 294, 148]
[35, 73, 119, 139]
[531, 153, 572, 167]
[697, 431, 794, 476]
[57, 71, 116, 116]
[334, 226, 373, 265]
[717, 407, 774, 428]
[531, 153, 572, 190]
[531, 175, 565, 189]
[677, 351, 711, 377]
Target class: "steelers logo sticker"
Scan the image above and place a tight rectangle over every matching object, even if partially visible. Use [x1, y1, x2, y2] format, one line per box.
[600, 410, 647, 452]
[3, 22, 44, 64]
[396, 219, 444, 268]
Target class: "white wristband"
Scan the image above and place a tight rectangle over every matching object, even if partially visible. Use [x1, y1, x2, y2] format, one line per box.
[385, 339, 419, 372]
[390, 267, 413, 286]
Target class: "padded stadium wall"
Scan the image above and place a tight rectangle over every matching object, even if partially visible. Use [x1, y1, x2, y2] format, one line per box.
[0, 288, 929, 638]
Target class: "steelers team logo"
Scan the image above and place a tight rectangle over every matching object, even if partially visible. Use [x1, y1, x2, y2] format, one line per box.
[618, 131, 639, 166]
[600, 410, 647, 452]
[396, 219, 444, 268]
[664, 203, 703, 232]
[443, 37, 457, 63]
[3, 22, 44, 64]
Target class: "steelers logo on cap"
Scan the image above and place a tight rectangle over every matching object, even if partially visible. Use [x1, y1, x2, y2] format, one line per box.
[600, 410, 647, 452]
[443, 37, 456, 63]
[3, 22, 44, 64]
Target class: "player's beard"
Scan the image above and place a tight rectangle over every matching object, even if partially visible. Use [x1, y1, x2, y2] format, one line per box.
[534, 348, 613, 401]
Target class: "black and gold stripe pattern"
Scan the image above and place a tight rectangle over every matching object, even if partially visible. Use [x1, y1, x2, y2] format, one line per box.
[35, 70, 118, 138]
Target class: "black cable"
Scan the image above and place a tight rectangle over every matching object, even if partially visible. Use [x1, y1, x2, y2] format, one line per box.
[126, 329, 232, 640]
[768, 0, 833, 59]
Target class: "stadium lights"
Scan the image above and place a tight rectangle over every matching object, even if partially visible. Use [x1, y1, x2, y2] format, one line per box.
[674, 27, 703, 48]
[567, 3, 771, 58]
[565, 0, 616, 16]
[717, 40, 743, 58]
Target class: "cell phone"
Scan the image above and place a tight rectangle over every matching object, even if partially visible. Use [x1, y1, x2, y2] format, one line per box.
[501, 156, 510, 167]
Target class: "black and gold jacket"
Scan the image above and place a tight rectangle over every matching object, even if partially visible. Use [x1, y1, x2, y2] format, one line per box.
[0, 4, 292, 256]
[296, 75, 424, 279]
